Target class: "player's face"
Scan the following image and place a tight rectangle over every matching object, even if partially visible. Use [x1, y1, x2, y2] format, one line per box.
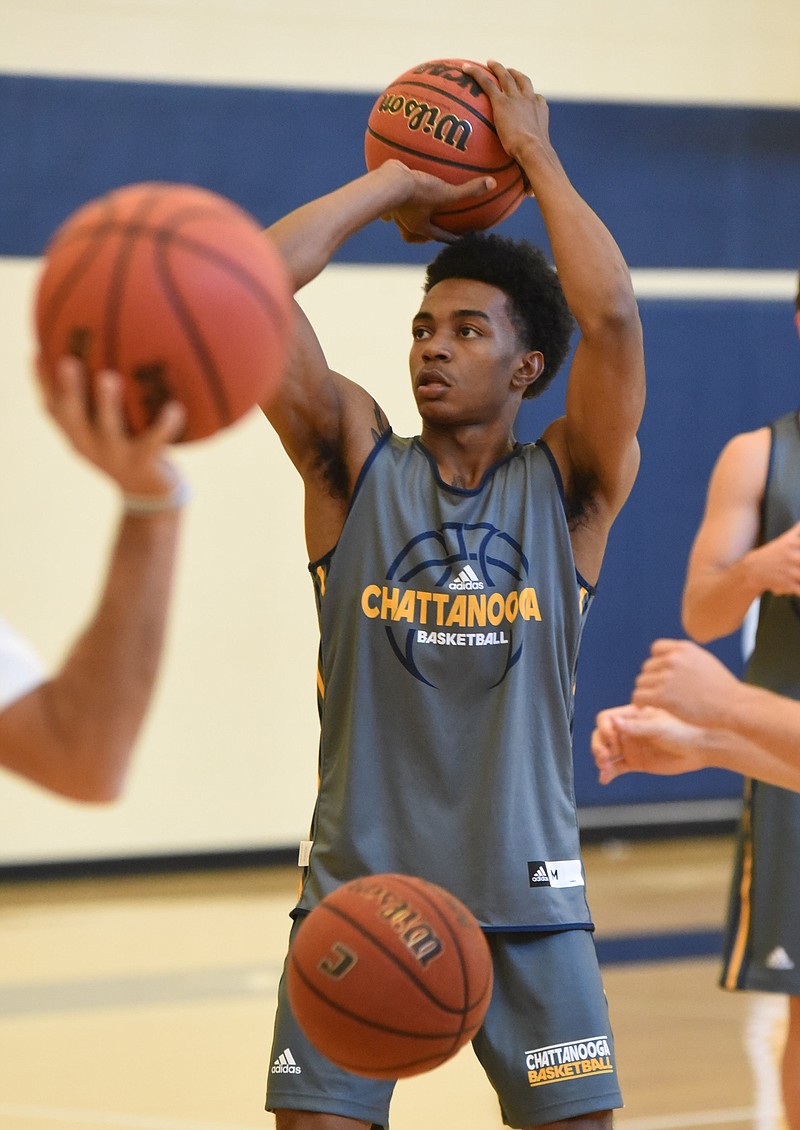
[409, 278, 530, 424]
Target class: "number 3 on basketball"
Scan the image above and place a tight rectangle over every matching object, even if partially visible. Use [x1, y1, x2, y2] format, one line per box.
[319, 942, 357, 980]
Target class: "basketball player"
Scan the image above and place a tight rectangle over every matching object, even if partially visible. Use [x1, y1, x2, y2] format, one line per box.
[262, 61, 645, 1130]
[0, 356, 188, 801]
[592, 637, 800, 793]
[666, 272, 800, 1130]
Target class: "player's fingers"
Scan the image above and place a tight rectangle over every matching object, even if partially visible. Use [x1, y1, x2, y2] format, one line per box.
[92, 370, 128, 439]
[48, 356, 92, 433]
[142, 399, 187, 447]
[649, 638, 681, 658]
[505, 67, 535, 95]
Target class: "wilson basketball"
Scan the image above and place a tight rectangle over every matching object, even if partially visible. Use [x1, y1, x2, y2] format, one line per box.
[286, 873, 493, 1079]
[35, 182, 293, 442]
[364, 59, 526, 234]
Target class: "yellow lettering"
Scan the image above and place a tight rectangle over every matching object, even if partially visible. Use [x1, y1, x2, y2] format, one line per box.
[445, 594, 467, 627]
[395, 589, 416, 622]
[381, 587, 400, 619]
[466, 594, 486, 626]
[361, 585, 381, 617]
[431, 592, 449, 625]
[505, 590, 519, 622]
[416, 590, 433, 624]
[519, 587, 542, 621]
[487, 593, 505, 625]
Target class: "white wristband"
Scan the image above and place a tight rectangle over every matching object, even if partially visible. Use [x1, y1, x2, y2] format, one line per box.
[122, 468, 191, 514]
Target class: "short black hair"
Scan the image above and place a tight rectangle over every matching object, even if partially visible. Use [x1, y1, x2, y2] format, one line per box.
[423, 232, 575, 399]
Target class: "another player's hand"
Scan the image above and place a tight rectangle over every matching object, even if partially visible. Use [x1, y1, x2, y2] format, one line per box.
[747, 522, 800, 596]
[380, 160, 496, 243]
[591, 704, 709, 784]
[631, 638, 737, 728]
[37, 356, 187, 499]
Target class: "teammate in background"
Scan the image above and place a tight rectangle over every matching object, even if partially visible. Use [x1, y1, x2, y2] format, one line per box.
[592, 637, 800, 794]
[595, 273, 800, 1130]
[680, 272, 800, 1130]
[0, 356, 188, 802]
[261, 60, 644, 1130]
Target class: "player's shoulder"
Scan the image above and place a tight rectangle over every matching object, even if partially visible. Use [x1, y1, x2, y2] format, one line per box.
[717, 426, 771, 468]
[709, 427, 771, 501]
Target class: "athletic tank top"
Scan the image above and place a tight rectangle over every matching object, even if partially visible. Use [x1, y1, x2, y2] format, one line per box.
[297, 432, 595, 930]
[745, 411, 800, 696]
[720, 411, 800, 991]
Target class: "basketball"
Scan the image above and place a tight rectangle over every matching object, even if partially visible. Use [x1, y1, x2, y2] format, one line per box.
[34, 182, 294, 442]
[286, 873, 493, 1079]
[364, 59, 526, 234]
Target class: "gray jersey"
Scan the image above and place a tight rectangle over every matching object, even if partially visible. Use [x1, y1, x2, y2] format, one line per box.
[296, 432, 595, 930]
[722, 410, 800, 992]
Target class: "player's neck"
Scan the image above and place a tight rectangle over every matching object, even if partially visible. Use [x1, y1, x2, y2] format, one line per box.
[419, 423, 517, 490]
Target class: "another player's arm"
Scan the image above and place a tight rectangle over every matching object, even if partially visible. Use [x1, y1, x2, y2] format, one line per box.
[466, 62, 645, 583]
[262, 162, 495, 559]
[681, 429, 780, 642]
[592, 703, 800, 794]
[0, 360, 186, 802]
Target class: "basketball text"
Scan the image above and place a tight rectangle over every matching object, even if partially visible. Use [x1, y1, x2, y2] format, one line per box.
[375, 94, 473, 152]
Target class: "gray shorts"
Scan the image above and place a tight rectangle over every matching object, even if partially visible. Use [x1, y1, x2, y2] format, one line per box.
[266, 919, 622, 1129]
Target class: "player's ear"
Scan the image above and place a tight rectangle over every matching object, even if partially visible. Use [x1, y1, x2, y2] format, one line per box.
[512, 350, 544, 393]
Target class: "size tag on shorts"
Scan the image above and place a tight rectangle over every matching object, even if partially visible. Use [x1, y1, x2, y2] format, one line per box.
[298, 840, 313, 866]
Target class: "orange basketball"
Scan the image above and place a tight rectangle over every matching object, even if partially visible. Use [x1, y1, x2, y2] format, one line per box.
[364, 59, 525, 234]
[286, 873, 493, 1079]
[35, 182, 294, 442]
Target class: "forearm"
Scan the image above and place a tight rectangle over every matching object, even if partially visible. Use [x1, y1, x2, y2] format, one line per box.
[682, 555, 764, 642]
[514, 137, 638, 333]
[719, 681, 800, 776]
[266, 162, 414, 292]
[1, 509, 182, 801]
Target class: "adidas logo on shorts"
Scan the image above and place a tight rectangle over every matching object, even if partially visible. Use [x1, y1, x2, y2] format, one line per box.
[765, 946, 795, 971]
[271, 1047, 302, 1074]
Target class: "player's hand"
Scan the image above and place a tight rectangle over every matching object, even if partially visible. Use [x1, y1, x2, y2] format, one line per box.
[380, 160, 496, 243]
[631, 638, 737, 728]
[462, 61, 550, 191]
[591, 704, 708, 784]
[36, 356, 187, 499]
[747, 522, 800, 596]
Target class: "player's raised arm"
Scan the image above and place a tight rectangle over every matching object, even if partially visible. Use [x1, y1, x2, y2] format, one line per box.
[465, 61, 645, 580]
[261, 162, 496, 560]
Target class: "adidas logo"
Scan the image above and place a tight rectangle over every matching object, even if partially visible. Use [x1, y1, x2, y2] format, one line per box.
[528, 863, 551, 886]
[271, 1047, 302, 1074]
[448, 565, 484, 591]
[765, 946, 795, 971]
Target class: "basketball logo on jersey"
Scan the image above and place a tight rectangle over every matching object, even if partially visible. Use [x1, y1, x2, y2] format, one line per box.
[360, 520, 542, 689]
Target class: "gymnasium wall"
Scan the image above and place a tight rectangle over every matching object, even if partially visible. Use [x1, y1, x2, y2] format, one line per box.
[1, 0, 799, 866]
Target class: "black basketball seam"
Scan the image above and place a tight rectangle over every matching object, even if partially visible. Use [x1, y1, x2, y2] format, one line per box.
[389, 876, 491, 1011]
[152, 231, 233, 425]
[38, 198, 119, 349]
[104, 187, 163, 370]
[313, 900, 470, 1015]
[383, 79, 499, 135]
[388, 875, 490, 1059]
[48, 213, 288, 327]
[436, 184, 527, 221]
[289, 955, 465, 1040]
[366, 127, 517, 176]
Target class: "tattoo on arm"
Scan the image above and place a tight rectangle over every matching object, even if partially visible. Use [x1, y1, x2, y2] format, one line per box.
[370, 400, 389, 446]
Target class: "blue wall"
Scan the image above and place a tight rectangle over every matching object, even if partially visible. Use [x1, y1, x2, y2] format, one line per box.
[5, 72, 799, 809]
